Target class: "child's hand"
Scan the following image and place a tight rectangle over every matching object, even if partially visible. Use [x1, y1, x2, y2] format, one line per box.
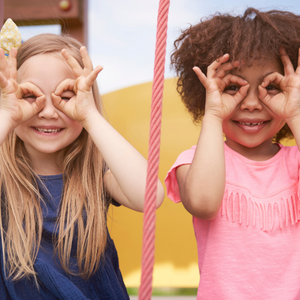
[259, 48, 300, 124]
[0, 48, 46, 130]
[193, 54, 249, 121]
[52, 47, 103, 129]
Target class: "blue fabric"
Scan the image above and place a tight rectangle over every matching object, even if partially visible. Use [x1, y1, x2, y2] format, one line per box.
[0, 174, 129, 300]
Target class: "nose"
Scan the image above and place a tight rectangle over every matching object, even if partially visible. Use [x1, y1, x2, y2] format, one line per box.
[240, 88, 263, 112]
[38, 95, 59, 119]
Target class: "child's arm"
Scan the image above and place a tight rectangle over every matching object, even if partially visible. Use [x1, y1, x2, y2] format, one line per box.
[176, 113, 226, 220]
[259, 48, 300, 149]
[176, 54, 249, 220]
[0, 48, 46, 146]
[53, 47, 164, 212]
[83, 110, 164, 212]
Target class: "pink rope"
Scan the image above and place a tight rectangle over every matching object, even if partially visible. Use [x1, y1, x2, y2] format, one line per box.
[138, 0, 170, 299]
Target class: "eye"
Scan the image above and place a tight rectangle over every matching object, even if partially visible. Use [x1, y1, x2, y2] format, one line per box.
[224, 85, 240, 95]
[23, 94, 37, 103]
[61, 91, 74, 101]
[226, 86, 239, 91]
[265, 85, 276, 90]
[265, 84, 281, 95]
[62, 96, 71, 101]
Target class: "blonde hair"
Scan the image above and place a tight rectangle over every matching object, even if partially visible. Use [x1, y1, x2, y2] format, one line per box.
[0, 33, 107, 281]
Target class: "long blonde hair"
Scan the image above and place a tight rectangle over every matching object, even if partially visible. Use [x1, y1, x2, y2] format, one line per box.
[0, 33, 107, 281]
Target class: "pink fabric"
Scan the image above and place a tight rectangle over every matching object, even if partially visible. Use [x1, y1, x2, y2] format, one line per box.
[165, 143, 300, 300]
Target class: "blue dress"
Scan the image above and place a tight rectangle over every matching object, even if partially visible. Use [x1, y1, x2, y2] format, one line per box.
[0, 174, 130, 300]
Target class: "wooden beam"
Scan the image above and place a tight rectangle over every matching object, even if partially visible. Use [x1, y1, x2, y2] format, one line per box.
[62, 0, 88, 46]
[0, 0, 3, 26]
[4, 0, 82, 25]
[3, 0, 88, 45]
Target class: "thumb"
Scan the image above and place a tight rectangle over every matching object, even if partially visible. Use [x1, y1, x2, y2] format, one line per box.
[234, 84, 249, 103]
[32, 95, 46, 113]
[258, 85, 271, 106]
[31, 95, 46, 114]
[52, 93, 66, 112]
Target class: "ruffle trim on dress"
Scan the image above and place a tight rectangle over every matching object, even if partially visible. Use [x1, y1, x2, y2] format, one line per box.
[220, 190, 300, 232]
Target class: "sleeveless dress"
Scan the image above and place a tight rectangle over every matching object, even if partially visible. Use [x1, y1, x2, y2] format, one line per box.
[165, 143, 300, 300]
[0, 174, 129, 300]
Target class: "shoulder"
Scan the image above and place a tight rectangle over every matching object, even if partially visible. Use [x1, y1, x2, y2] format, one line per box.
[271, 144, 300, 171]
[165, 146, 196, 203]
[168, 146, 197, 171]
[279, 144, 300, 159]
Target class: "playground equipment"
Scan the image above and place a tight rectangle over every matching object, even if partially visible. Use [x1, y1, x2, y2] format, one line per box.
[138, 0, 170, 298]
[0, 0, 88, 44]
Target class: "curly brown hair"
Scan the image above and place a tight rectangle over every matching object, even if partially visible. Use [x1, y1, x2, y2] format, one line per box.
[171, 7, 300, 142]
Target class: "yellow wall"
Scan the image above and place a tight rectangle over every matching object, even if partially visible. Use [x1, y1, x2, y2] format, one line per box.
[103, 78, 200, 288]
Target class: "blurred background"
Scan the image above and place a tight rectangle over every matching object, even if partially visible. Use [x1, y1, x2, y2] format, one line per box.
[1, 0, 300, 296]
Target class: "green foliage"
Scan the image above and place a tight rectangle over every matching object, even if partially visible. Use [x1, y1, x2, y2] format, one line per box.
[127, 288, 197, 296]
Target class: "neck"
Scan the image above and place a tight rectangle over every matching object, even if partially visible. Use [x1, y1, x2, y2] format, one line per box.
[225, 138, 280, 161]
[28, 150, 65, 176]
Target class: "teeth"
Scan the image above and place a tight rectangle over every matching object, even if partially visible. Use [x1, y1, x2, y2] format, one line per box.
[239, 122, 264, 126]
[36, 128, 61, 133]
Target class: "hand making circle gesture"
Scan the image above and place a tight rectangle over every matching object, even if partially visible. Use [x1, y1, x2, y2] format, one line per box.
[52, 46, 103, 129]
[0, 48, 46, 130]
[193, 54, 249, 121]
[259, 47, 300, 125]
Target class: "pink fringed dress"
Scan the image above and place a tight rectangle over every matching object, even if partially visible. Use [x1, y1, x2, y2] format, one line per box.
[165, 143, 300, 300]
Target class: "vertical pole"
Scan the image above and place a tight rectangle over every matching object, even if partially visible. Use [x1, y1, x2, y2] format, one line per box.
[83, 0, 88, 47]
[138, 0, 170, 299]
[62, 0, 87, 45]
[0, 0, 4, 27]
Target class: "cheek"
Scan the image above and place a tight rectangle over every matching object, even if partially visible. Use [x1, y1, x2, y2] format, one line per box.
[66, 118, 83, 136]
[275, 120, 286, 134]
[14, 123, 29, 140]
[74, 124, 83, 138]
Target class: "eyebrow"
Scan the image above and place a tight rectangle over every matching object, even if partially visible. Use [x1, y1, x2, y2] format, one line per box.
[232, 71, 276, 82]
[263, 71, 276, 78]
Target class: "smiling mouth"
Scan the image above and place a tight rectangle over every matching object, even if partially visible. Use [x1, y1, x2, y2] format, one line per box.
[237, 121, 266, 126]
[35, 127, 62, 133]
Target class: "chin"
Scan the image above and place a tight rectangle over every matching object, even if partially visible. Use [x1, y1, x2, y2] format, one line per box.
[239, 137, 273, 149]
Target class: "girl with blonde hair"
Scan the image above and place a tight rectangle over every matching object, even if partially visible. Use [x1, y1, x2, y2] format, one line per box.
[0, 29, 164, 299]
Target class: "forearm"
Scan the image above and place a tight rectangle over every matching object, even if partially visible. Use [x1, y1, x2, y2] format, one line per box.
[84, 111, 164, 211]
[180, 114, 226, 219]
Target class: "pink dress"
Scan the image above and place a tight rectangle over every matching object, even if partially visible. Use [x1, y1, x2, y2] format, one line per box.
[165, 143, 300, 300]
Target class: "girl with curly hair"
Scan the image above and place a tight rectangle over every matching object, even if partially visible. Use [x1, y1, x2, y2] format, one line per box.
[165, 7, 300, 299]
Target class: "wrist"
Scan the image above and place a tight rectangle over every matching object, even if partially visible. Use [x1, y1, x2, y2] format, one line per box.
[286, 115, 300, 135]
[81, 110, 103, 132]
[202, 113, 224, 126]
[0, 110, 17, 131]
[286, 113, 300, 127]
